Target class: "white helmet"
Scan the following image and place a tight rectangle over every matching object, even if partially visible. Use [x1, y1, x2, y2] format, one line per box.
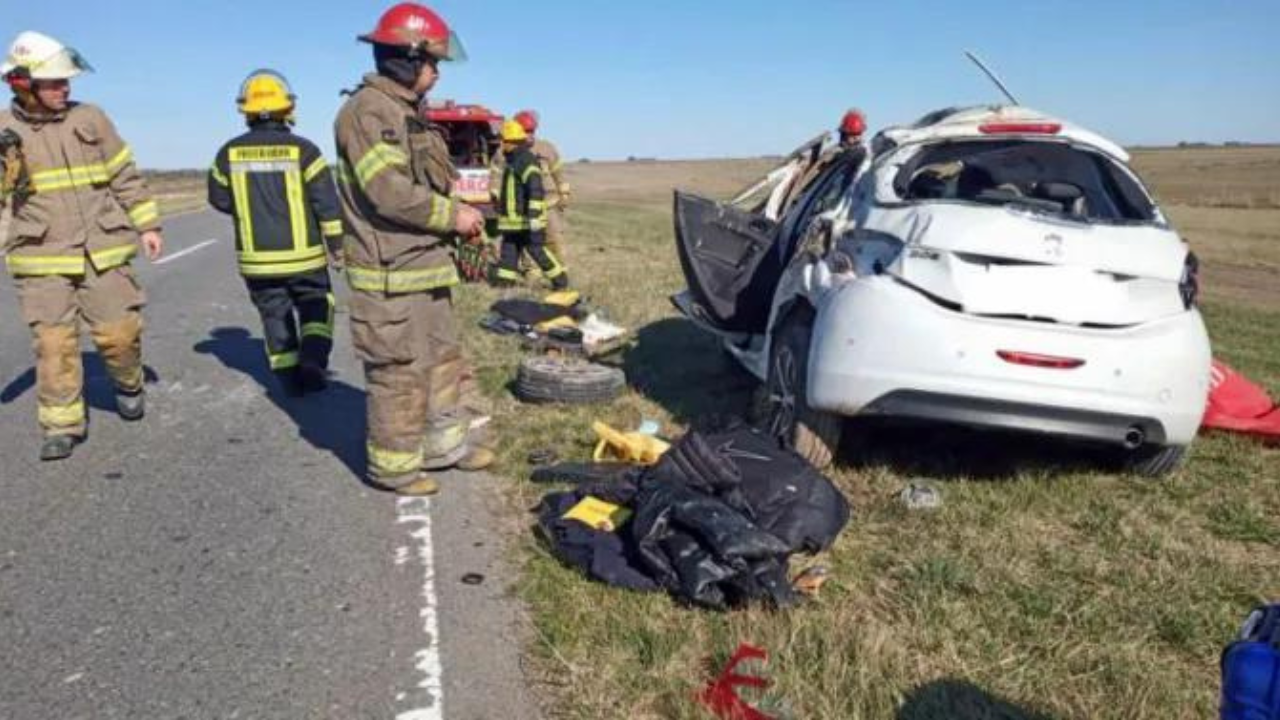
[1, 31, 92, 81]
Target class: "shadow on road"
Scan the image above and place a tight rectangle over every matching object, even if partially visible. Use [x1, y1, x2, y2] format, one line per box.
[1, 355, 160, 409]
[193, 327, 367, 482]
[897, 679, 1057, 720]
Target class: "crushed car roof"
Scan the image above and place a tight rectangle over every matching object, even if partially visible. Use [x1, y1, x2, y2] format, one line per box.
[875, 105, 1129, 162]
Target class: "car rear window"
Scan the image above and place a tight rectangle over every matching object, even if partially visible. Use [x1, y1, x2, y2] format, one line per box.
[893, 140, 1157, 223]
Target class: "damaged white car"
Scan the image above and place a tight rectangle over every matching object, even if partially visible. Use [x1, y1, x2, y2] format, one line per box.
[673, 105, 1211, 477]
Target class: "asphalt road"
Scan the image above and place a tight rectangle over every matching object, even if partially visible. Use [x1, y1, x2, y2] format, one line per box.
[0, 211, 537, 720]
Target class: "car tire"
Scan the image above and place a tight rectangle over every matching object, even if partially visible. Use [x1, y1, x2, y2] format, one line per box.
[1122, 444, 1187, 478]
[765, 310, 842, 469]
[514, 356, 626, 405]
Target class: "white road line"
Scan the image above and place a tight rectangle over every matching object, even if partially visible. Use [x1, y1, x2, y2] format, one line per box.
[395, 497, 445, 720]
[154, 238, 218, 266]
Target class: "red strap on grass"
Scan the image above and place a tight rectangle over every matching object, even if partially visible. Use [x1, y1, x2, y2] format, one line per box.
[696, 643, 777, 720]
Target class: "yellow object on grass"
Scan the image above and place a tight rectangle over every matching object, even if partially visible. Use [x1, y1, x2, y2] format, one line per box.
[562, 496, 632, 532]
[543, 289, 581, 307]
[534, 315, 578, 333]
[592, 421, 670, 466]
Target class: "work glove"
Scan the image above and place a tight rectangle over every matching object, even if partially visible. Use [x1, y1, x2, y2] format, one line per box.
[0, 129, 31, 203]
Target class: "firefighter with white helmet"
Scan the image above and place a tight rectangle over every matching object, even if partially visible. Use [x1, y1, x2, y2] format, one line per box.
[0, 31, 164, 461]
[334, 3, 493, 496]
[207, 69, 345, 396]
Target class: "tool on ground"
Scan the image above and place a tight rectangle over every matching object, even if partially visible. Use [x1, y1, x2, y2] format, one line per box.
[592, 421, 670, 465]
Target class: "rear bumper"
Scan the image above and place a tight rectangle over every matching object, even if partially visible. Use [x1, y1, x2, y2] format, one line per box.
[807, 277, 1212, 445]
[862, 390, 1165, 447]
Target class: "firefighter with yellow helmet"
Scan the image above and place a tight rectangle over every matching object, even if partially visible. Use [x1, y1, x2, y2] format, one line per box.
[0, 31, 164, 461]
[207, 70, 345, 396]
[493, 119, 568, 290]
[334, 3, 494, 496]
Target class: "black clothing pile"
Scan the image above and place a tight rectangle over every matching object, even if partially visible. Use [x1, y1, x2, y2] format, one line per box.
[536, 425, 851, 610]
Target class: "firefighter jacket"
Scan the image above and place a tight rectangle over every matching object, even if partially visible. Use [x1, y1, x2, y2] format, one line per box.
[497, 145, 547, 240]
[531, 138, 570, 208]
[207, 122, 344, 278]
[334, 74, 460, 294]
[0, 101, 160, 277]
[490, 138, 570, 209]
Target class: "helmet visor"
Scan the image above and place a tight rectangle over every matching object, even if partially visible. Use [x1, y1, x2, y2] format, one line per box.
[438, 29, 467, 62]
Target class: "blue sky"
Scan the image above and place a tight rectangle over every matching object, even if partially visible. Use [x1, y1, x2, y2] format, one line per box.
[7, 0, 1278, 168]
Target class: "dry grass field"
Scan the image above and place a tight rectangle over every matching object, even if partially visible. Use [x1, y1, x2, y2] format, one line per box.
[446, 146, 1280, 720]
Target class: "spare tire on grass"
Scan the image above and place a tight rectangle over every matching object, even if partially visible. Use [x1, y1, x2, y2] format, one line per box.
[515, 356, 625, 405]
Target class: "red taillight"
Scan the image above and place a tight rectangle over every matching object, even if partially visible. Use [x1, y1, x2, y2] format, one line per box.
[997, 350, 1085, 369]
[979, 122, 1062, 135]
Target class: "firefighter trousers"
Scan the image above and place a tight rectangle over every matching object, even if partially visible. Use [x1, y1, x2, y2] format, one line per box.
[14, 263, 146, 437]
[498, 231, 568, 289]
[244, 269, 334, 387]
[348, 286, 466, 488]
[545, 207, 568, 262]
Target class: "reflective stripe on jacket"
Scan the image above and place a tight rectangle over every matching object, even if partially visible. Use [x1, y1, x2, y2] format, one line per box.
[207, 123, 344, 278]
[0, 101, 159, 277]
[497, 146, 547, 236]
[333, 74, 460, 294]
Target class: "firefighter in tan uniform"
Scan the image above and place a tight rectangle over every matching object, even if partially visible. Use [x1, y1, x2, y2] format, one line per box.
[512, 110, 572, 262]
[335, 3, 493, 496]
[0, 32, 164, 461]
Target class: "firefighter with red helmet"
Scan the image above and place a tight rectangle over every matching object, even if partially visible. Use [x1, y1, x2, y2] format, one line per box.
[334, 3, 493, 496]
[0, 31, 165, 461]
[513, 110, 572, 261]
[838, 109, 867, 151]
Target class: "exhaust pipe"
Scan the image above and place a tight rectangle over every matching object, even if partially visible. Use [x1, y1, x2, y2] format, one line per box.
[1123, 426, 1145, 450]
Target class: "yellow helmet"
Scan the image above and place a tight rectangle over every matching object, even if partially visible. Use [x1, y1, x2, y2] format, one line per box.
[500, 119, 528, 144]
[237, 69, 295, 119]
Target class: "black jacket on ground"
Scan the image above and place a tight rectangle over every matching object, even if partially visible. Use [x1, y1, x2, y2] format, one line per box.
[536, 426, 852, 610]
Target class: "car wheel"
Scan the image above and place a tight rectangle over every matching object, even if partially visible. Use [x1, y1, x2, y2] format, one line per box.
[1122, 444, 1187, 478]
[514, 357, 626, 405]
[766, 310, 842, 469]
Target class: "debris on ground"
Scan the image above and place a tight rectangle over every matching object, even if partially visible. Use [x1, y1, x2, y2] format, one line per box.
[535, 424, 852, 610]
[592, 421, 670, 465]
[1203, 360, 1280, 443]
[791, 565, 831, 598]
[530, 462, 636, 485]
[514, 357, 626, 405]
[899, 483, 942, 511]
[527, 448, 559, 466]
[697, 643, 782, 720]
[481, 291, 631, 358]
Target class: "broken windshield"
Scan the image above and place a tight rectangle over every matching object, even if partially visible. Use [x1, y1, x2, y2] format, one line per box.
[893, 140, 1158, 223]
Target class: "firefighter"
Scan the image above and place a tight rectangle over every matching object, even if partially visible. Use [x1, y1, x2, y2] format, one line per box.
[207, 70, 344, 397]
[513, 110, 572, 261]
[0, 31, 164, 461]
[493, 119, 568, 290]
[335, 3, 493, 496]
[838, 109, 867, 155]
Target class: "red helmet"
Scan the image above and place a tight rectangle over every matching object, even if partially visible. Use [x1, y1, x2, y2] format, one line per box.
[514, 110, 539, 134]
[840, 109, 866, 137]
[359, 3, 467, 61]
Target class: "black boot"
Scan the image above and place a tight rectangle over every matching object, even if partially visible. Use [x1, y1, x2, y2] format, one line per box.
[298, 364, 328, 394]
